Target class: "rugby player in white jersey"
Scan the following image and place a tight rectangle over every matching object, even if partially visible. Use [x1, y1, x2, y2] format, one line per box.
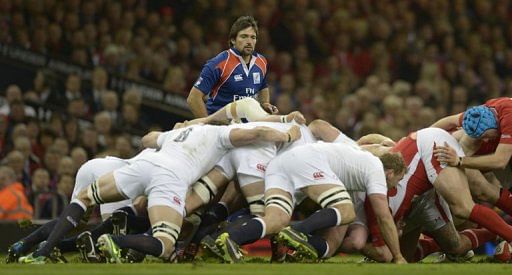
[272, 124, 496, 263]
[208, 140, 407, 264]
[7, 151, 154, 263]
[18, 123, 301, 264]
[337, 128, 511, 262]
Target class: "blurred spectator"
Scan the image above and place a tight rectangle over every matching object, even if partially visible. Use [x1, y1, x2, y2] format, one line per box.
[0, 85, 36, 117]
[4, 150, 30, 191]
[0, 166, 33, 221]
[70, 146, 88, 169]
[100, 90, 120, 125]
[89, 67, 109, 113]
[42, 145, 62, 189]
[13, 136, 41, 176]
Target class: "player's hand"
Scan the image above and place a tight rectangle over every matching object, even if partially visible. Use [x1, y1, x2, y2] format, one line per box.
[393, 255, 407, 264]
[434, 142, 459, 166]
[287, 125, 301, 142]
[173, 121, 188, 129]
[287, 111, 306, 125]
[262, 103, 279, 114]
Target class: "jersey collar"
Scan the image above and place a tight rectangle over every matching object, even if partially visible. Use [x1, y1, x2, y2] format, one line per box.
[229, 47, 257, 76]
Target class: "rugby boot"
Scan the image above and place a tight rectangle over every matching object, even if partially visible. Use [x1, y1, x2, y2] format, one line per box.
[277, 227, 318, 261]
[215, 233, 243, 263]
[97, 234, 123, 263]
[270, 235, 288, 263]
[111, 210, 128, 236]
[200, 235, 224, 260]
[76, 231, 104, 263]
[124, 249, 146, 263]
[18, 253, 48, 264]
[6, 241, 27, 263]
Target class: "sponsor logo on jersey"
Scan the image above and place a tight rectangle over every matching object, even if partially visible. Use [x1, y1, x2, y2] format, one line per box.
[502, 134, 511, 139]
[173, 196, 182, 206]
[253, 72, 260, 84]
[313, 171, 324, 180]
[233, 94, 257, 101]
[234, 74, 243, 82]
[256, 163, 266, 172]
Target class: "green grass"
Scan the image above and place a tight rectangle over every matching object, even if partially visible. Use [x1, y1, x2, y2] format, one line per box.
[1, 255, 512, 275]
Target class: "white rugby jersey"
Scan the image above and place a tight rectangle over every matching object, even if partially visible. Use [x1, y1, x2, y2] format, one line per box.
[137, 124, 233, 184]
[311, 142, 387, 195]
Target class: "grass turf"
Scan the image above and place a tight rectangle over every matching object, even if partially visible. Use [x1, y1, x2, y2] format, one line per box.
[2, 254, 512, 275]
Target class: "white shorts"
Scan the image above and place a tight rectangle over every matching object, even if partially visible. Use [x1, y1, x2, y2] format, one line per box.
[113, 160, 187, 215]
[265, 147, 346, 200]
[402, 189, 452, 234]
[215, 145, 276, 187]
[72, 157, 134, 215]
[416, 128, 465, 184]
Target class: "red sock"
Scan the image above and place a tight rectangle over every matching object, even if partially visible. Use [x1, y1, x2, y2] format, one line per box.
[495, 188, 512, 216]
[469, 204, 512, 242]
[414, 237, 440, 262]
[460, 228, 497, 249]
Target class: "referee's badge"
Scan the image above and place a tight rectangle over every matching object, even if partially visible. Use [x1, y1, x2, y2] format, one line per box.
[253, 72, 260, 84]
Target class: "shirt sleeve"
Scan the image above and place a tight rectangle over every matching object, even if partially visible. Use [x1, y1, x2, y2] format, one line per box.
[499, 112, 512, 144]
[366, 169, 388, 195]
[219, 126, 235, 149]
[193, 62, 221, 95]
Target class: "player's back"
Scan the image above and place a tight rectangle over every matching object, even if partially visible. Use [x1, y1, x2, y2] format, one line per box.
[140, 124, 233, 183]
[308, 142, 386, 193]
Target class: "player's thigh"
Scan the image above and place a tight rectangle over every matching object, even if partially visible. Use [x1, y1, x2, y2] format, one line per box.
[72, 158, 128, 201]
[433, 167, 474, 217]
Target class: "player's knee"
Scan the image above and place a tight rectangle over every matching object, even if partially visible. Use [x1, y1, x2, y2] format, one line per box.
[264, 193, 293, 233]
[316, 187, 354, 224]
[152, 221, 181, 260]
[449, 203, 472, 220]
[334, 204, 356, 224]
[343, 236, 366, 251]
[469, 183, 492, 202]
[264, 214, 289, 234]
[80, 180, 105, 207]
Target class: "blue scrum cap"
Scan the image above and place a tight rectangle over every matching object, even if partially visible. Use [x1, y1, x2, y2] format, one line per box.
[462, 105, 498, 138]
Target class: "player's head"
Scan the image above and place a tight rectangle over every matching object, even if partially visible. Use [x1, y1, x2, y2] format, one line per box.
[462, 105, 498, 138]
[379, 152, 407, 189]
[229, 16, 258, 55]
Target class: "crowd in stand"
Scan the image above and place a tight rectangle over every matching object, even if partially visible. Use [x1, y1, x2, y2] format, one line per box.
[1, 0, 512, 220]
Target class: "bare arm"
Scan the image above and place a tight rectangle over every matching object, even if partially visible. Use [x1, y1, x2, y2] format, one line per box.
[430, 114, 462, 130]
[435, 141, 512, 170]
[258, 88, 278, 114]
[141, 131, 163, 149]
[368, 193, 406, 264]
[357, 134, 395, 146]
[259, 111, 306, 124]
[229, 125, 301, 147]
[187, 87, 209, 118]
[459, 143, 512, 170]
[308, 119, 341, 142]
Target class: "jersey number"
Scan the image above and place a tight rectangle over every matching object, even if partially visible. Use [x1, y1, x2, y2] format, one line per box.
[174, 128, 193, 142]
